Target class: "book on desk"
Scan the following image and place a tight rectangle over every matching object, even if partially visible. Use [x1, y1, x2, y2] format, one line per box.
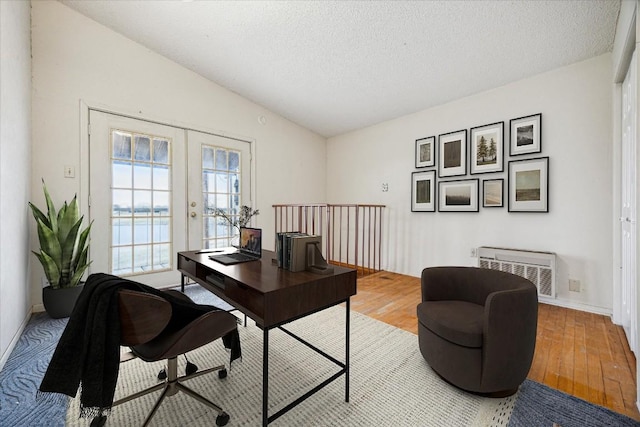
[276, 232, 334, 274]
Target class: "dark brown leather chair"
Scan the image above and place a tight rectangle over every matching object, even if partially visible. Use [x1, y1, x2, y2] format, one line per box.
[92, 289, 238, 427]
[417, 267, 538, 396]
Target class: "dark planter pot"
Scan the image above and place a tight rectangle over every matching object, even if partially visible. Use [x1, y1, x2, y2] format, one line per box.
[42, 284, 84, 319]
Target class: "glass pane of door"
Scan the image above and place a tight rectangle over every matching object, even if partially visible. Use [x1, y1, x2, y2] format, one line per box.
[89, 111, 187, 288]
[111, 130, 173, 275]
[187, 130, 252, 251]
[202, 145, 242, 248]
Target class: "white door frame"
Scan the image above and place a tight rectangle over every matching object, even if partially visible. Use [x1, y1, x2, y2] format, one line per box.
[620, 50, 638, 354]
[78, 100, 256, 274]
[610, 1, 639, 412]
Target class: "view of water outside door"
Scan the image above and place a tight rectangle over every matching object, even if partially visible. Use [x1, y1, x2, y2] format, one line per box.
[89, 111, 252, 288]
[186, 130, 252, 250]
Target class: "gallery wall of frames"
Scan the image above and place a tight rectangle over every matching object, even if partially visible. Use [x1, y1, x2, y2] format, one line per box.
[411, 113, 548, 213]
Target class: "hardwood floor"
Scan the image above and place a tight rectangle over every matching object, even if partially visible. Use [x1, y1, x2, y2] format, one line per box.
[351, 271, 640, 420]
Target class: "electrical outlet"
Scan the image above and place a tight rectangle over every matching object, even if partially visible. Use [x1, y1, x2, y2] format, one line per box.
[382, 183, 389, 192]
[569, 279, 581, 292]
[470, 247, 477, 257]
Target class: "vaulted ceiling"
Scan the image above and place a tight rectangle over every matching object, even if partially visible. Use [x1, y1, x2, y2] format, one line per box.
[60, 0, 620, 137]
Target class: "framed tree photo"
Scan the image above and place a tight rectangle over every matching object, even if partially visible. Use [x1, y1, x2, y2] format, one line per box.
[411, 170, 436, 212]
[510, 113, 542, 156]
[415, 136, 435, 168]
[482, 179, 504, 208]
[438, 129, 467, 178]
[508, 157, 549, 212]
[471, 122, 503, 174]
[438, 179, 479, 212]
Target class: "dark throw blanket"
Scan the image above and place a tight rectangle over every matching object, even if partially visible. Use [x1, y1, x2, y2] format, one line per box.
[38, 273, 241, 418]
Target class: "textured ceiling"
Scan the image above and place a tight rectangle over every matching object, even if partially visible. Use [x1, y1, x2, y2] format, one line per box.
[59, 0, 620, 137]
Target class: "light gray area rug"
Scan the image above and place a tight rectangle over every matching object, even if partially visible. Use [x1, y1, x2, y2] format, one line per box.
[66, 306, 515, 426]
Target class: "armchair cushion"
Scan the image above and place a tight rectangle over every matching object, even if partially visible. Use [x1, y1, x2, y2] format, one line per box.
[417, 300, 484, 348]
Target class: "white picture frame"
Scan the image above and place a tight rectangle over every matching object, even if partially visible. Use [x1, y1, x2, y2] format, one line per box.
[438, 129, 467, 178]
[508, 157, 549, 212]
[510, 113, 542, 156]
[438, 179, 479, 212]
[412, 170, 436, 212]
[471, 122, 504, 174]
[415, 136, 435, 168]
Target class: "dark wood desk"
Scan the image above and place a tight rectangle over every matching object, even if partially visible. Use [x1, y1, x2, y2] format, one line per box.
[177, 249, 357, 425]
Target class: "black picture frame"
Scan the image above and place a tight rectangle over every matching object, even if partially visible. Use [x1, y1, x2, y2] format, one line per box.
[411, 170, 436, 212]
[482, 178, 504, 208]
[508, 157, 549, 212]
[438, 178, 479, 212]
[470, 122, 504, 174]
[415, 136, 435, 168]
[438, 129, 467, 178]
[509, 113, 542, 156]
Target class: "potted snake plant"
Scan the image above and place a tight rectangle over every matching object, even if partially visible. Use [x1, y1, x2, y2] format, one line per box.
[29, 180, 93, 318]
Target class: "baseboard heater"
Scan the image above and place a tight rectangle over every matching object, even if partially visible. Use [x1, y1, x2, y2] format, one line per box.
[477, 246, 556, 301]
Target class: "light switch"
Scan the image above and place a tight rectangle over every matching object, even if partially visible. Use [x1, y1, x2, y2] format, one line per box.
[64, 165, 75, 178]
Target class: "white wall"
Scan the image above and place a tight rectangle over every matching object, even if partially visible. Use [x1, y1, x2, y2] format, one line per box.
[328, 54, 613, 313]
[28, 0, 618, 316]
[0, 1, 32, 370]
[30, 1, 326, 305]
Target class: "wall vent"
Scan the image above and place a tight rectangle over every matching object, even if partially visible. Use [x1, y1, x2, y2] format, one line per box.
[477, 246, 556, 301]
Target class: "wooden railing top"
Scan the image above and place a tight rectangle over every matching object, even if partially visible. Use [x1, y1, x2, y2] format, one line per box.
[273, 203, 386, 208]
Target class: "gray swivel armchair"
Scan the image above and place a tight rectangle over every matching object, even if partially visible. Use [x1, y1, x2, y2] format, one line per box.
[417, 266, 538, 396]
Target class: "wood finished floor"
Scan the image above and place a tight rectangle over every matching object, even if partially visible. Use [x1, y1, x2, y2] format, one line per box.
[350, 271, 640, 420]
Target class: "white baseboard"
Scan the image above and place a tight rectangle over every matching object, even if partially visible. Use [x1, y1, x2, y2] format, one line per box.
[0, 308, 34, 373]
[542, 298, 613, 317]
[32, 303, 45, 313]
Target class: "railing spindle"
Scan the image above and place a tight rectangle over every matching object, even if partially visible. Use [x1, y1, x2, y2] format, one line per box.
[272, 203, 385, 275]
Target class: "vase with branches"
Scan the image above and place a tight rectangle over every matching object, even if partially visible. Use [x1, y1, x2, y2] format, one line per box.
[212, 205, 259, 233]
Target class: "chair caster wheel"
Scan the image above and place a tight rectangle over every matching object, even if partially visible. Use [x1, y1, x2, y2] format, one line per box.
[90, 415, 107, 427]
[218, 368, 227, 379]
[157, 368, 167, 381]
[185, 361, 198, 376]
[216, 412, 230, 426]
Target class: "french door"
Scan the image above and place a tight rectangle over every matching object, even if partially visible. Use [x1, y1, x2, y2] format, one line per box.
[88, 111, 252, 288]
[186, 130, 252, 250]
[621, 51, 637, 354]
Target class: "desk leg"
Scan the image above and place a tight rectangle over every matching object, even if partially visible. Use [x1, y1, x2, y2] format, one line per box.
[181, 274, 186, 293]
[345, 297, 350, 403]
[263, 328, 269, 426]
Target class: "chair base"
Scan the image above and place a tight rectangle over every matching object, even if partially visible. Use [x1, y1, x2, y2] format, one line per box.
[92, 357, 229, 427]
[431, 366, 519, 398]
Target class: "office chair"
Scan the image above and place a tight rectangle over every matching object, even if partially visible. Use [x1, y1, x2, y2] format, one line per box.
[91, 288, 238, 427]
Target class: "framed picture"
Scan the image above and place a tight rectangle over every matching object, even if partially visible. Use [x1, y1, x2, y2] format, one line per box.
[510, 113, 542, 156]
[508, 157, 549, 212]
[438, 129, 467, 177]
[470, 122, 504, 174]
[411, 170, 436, 212]
[438, 179, 479, 212]
[415, 136, 435, 168]
[482, 179, 504, 208]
